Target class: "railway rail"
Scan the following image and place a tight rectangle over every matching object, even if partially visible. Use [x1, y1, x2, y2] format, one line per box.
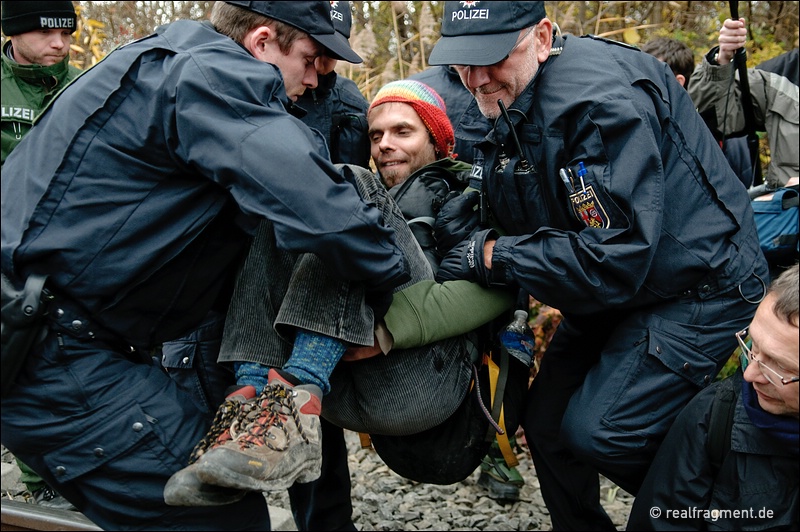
[1, 500, 100, 531]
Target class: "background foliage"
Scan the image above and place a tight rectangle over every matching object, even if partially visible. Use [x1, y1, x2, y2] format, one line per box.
[22, 1, 797, 100]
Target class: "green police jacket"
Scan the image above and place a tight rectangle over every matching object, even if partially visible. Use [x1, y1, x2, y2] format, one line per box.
[1, 41, 81, 165]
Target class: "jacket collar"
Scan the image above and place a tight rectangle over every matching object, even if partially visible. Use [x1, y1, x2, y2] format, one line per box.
[2, 41, 72, 86]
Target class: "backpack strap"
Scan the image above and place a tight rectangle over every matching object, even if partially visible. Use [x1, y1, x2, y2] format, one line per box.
[357, 432, 372, 449]
[707, 372, 741, 475]
[781, 184, 799, 210]
[485, 348, 519, 467]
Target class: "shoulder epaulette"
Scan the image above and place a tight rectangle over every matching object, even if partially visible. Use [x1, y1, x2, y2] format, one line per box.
[582, 34, 641, 51]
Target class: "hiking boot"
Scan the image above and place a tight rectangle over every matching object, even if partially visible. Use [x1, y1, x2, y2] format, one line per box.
[477, 468, 521, 502]
[32, 485, 77, 511]
[194, 369, 323, 492]
[477, 438, 524, 503]
[187, 385, 259, 463]
[163, 385, 257, 506]
[163, 464, 247, 507]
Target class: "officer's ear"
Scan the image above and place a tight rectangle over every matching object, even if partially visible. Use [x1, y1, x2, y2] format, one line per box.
[534, 19, 553, 63]
[243, 24, 277, 62]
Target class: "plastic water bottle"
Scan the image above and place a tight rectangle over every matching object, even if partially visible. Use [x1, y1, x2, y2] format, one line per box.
[499, 309, 535, 367]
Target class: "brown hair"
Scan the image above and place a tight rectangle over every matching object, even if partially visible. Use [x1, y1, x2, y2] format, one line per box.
[210, 2, 304, 54]
[641, 37, 695, 89]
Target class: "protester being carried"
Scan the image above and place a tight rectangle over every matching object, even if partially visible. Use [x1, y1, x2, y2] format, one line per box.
[164, 79, 527, 506]
[407, 63, 523, 504]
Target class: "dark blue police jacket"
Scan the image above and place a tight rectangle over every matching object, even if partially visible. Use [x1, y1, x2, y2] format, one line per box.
[477, 35, 766, 314]
[295, 71, 370, 168]
[0, 20, 407, 348]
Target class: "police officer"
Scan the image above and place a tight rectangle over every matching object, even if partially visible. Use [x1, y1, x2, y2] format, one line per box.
[0, 2, 408, 530]
[295, 0, 369, 168]
[1, 0, 82, 510]
[1, 1, 81, 165]
[429, 2, 769, 529]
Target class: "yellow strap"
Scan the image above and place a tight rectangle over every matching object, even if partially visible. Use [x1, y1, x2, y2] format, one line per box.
[358, 432, 372, 449]
[495, 409, 519, 467]
[487, 354, 519, 467]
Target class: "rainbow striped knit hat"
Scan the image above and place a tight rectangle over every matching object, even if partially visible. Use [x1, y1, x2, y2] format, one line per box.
[368, 80, 455, 158]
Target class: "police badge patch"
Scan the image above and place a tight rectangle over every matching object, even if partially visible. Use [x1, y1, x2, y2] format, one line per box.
[570, 185, 610, 229]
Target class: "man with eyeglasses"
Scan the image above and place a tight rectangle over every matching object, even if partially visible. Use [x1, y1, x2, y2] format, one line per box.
[629, 263, 798, 530]
[427, 1, 770, 529]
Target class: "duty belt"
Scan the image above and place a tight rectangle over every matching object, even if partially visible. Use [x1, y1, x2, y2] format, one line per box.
[679, 271, 766, 304]
[45, 293, 156, 363]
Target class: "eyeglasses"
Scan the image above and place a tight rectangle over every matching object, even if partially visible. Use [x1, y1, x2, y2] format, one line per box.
[507, 26, 536, 57]
[736, 328, 800, 386]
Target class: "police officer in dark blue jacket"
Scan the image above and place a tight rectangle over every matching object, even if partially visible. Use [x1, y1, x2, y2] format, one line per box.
[295, 1, 370, 169]
[429, 2, 769, 529]
[0, 2, 408, 530]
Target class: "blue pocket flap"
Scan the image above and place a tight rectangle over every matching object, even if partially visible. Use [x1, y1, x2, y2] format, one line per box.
[42, 403, 155, 483]
[161, 340, 195, 369]
[647, 322, 717, 388]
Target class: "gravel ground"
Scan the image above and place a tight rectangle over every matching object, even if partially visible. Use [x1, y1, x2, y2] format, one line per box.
[266, 430, 634, 531]
[3, 432, 634, 531]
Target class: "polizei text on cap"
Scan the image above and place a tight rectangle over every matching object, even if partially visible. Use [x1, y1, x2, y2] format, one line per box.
[39, 17, 76, 29]
[452, 9, 489, 21]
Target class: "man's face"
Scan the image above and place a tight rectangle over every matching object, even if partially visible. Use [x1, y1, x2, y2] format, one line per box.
[743, 293, 800, 418]
[9, 29, 72, 66]
[453, 20, 552, 119]
[261, 34, 321, 101]
[368, 101, 438, 189]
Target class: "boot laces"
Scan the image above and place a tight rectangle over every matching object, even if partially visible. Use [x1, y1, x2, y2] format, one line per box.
[188, 395, 255, 464]
[235, 384, 311, 451]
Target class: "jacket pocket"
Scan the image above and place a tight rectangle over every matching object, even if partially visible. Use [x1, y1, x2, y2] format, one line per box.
[602, 316, 718, 436]
[646, 318, 718, 388]
[42, 403, 159, 483]
[161, 312, 229, 416]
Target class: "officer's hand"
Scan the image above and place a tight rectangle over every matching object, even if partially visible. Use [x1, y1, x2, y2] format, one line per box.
[434, 191, 481, 256]
[435, 229, 498, 287]
[435, 239, 470, 283]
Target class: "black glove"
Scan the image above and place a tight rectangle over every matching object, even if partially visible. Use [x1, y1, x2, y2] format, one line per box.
[433, 191, 481, 256]
[435, 239, 470, 283]
[365, 289, 394, 321]
[435, 229, 498, 287]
